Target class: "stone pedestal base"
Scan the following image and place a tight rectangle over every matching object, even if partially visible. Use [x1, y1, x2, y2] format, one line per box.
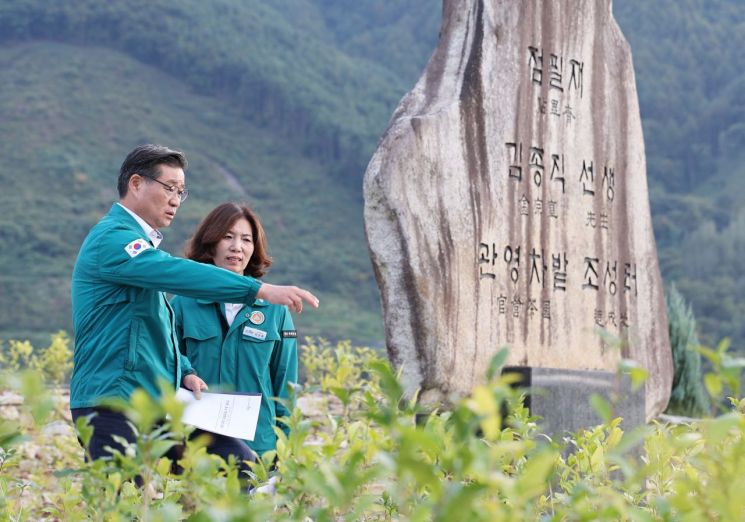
[503, 366, 646, 437]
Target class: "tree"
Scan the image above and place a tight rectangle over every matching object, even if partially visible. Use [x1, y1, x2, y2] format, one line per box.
[665, 283, 710, 417]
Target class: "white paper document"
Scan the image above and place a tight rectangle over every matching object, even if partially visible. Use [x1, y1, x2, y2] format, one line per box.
[176, 388, 262, 440]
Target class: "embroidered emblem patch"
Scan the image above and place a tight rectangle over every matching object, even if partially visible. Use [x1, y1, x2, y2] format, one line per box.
[243, 326, 267, 340]
[249, 311, 265, 325]
[124, 238, 152, 258]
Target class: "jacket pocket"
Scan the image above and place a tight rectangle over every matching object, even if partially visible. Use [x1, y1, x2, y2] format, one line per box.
[125, 319, 140, 371]
[183, 323, 220, 342]
[101, 287, 133, 307]
[182, 324, 220, 366]
[238, 329, 281, 375]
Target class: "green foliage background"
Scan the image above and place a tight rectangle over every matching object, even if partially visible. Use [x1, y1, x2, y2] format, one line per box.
[614, 1, 745, 348]
[0, 0, 742, 350]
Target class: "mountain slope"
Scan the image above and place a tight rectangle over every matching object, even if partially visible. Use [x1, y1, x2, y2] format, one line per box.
[0, 1, 443, 348]
[0, 0, 408, 187]
[614, 0, 745, 346]
[0, 40, 382, 344]
[0, 0, 743, 352]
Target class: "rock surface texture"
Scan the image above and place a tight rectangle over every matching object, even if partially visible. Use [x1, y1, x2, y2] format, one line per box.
[364, 0, 672, 420]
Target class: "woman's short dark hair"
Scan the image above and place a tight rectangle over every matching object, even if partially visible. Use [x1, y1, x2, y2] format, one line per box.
[118, 144, 187, 198]
[185, 203, 272, 278]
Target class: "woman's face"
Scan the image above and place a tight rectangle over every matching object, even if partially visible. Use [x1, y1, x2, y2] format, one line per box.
[213, 217, 254, 275]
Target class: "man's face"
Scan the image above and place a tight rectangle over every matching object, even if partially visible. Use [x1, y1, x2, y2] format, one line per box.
[128, 164, 185, 229]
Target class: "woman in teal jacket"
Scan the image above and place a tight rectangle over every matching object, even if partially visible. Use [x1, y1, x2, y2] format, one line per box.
[171, 203, 297, 457]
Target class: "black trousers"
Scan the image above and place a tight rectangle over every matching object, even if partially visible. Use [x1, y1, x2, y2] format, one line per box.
[71, 407, 255, 476]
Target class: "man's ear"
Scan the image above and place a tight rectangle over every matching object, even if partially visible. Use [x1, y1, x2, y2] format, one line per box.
[128, 173, 144, 195]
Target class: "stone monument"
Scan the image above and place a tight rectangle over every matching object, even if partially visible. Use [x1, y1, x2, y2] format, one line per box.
[363, 0, 672, 426]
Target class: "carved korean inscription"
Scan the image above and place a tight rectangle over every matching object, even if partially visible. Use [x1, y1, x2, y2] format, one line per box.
[364, 0, 672, 420]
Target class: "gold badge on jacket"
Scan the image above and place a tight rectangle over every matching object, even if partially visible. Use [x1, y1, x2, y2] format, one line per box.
[248, 311, 265, 325]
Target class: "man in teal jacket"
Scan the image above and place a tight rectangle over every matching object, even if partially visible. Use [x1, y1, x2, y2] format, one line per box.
[70, 144, 318, 463]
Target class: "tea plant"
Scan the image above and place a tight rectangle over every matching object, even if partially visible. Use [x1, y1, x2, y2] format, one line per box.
[1, 337, 745, 520]
[0, 331, 72, 386]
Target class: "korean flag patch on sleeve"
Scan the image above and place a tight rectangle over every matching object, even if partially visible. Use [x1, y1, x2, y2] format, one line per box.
[124, 238, 152, 258]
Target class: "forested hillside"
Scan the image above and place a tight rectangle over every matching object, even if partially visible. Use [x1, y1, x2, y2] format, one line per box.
[614, 0, 745, 347]
[0, 0, 741, 351]
[0, 0, 441, 345]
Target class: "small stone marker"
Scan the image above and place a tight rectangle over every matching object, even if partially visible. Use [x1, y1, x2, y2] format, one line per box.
[364, 0, 672, 423]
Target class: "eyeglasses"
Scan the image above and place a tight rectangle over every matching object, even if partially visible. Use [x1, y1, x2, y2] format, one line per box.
[143, 176, 189, 202]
